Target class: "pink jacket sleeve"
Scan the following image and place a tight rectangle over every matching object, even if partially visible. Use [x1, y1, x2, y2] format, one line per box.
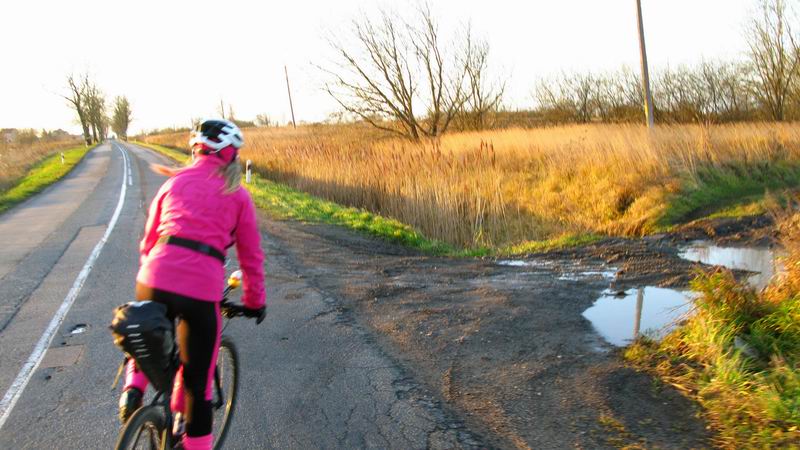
[235, 191, 266, 309]
[140, 189, 165, 265]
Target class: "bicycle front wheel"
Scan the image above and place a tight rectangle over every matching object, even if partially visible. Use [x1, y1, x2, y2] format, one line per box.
[212, 336, 239, 449]
[115, 405, 166, 450]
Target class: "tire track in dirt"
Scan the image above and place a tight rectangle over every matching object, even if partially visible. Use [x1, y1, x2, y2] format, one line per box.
[262, 218, 715, 449]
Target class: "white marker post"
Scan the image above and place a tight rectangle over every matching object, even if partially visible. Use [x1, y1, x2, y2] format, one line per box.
[246, 160, 252, 184]
[60, 153, 65, 165]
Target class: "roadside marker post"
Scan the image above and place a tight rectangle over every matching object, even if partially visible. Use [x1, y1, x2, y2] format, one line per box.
[246, 160, 252, 184]
[60, 153, 65, 164]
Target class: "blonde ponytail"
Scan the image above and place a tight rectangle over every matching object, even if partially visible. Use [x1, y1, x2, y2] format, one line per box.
[219, 159, 242, 194]
[150, 157, 241, 194]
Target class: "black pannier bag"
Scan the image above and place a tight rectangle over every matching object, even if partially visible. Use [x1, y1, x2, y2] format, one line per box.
[110, 300, 175, 392]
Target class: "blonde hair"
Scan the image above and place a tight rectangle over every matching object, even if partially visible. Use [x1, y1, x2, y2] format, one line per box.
[219, 159, 242, 194]
[150, 157, 242, 194]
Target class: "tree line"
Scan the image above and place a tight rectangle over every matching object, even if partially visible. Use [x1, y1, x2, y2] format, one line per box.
[526, 0, 800, 125]
[323, 0, 800, 138]
[64, 73, 133, 144]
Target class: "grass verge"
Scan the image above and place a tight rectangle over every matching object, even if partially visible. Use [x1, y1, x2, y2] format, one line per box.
[138, 141, 597, 256]
[0, 145, 93, 215]
[625, 266, 800, 447]
[132, 141, 191, 164]
[245, 174, 463, 255]
[656, 162, 800, 228]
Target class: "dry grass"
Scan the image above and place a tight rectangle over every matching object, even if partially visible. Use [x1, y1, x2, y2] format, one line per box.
[0, 139, 83, 191]
[625, 207, 800, 447]
[144, 122, 800, 249]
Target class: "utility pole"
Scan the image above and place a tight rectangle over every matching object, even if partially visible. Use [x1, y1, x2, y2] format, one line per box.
[636, 0, 655, 128]
[285, 65, 297, 129]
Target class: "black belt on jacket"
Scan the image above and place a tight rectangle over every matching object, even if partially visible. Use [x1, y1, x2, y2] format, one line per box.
[156, 236, 226, 263]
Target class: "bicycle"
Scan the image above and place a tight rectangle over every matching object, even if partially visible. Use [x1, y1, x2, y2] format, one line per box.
[114, 270, 262, 450]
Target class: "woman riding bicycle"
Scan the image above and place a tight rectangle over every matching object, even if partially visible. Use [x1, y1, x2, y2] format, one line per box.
[119, 119, 266, 450]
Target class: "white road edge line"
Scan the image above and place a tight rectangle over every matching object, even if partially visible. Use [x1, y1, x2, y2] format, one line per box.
[0, 142, 129, 431]
[126, 149, 132, 186]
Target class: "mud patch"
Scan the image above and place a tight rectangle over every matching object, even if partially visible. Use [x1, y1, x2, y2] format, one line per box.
[262, 218, 715, 448]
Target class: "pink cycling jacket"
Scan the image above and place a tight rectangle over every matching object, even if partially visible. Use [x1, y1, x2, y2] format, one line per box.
[136, 155, 266, 308]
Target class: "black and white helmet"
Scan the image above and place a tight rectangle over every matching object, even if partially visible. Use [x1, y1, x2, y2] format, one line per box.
[189, 119, 244, 152]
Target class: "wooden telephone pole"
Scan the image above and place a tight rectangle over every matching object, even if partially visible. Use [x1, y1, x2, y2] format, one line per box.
[285, 65, 297, 128]
[636, 0, 655, 128]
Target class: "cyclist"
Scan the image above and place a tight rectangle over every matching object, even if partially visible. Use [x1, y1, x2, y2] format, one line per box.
[119, 119, 266, 450]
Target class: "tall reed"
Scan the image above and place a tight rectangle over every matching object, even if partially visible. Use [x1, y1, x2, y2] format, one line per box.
[0, 138, 82, 191]
[145, 122, 800, 248]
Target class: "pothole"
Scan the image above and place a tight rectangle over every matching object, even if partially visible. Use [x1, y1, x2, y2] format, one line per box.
[68, 323, 87, 335]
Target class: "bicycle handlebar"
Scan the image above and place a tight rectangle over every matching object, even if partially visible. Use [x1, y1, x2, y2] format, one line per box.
[220, 270, 265, 324]
[220, 299, 266, 324]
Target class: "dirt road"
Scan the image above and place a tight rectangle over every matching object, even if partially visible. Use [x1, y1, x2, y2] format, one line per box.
[258, 216, 765, 449]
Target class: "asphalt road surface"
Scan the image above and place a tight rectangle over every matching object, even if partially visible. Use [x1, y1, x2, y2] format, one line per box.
[0, 142, 480, 449]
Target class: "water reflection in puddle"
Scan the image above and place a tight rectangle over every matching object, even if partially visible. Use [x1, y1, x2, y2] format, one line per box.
[496, 260, 552, 268]
[679, 242, 781, 290]
[582, 287, 693, 347]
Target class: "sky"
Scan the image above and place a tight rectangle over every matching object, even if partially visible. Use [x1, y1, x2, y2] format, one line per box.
[1, 0, 757, 135]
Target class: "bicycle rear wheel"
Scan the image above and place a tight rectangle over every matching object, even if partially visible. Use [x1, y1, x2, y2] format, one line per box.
[212, 336, 239, 449]
[115, 405, 166, 450]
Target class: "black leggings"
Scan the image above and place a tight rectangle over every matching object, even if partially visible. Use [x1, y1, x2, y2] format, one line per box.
[136, 283, 220, 437]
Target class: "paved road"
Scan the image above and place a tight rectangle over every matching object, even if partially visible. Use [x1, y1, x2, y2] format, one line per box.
[0, 142, 480, 449]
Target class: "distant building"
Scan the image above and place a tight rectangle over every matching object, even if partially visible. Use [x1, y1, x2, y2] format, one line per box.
[1, 128, 17, 143]
[50, 129, 72, 139]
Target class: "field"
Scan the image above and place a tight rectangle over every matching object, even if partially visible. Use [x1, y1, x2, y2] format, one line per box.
[0, 138, 83, 192]
[143, 122, 800, 250]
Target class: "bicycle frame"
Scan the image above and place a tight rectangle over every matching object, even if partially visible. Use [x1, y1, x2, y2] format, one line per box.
[116, 270, 246, 449]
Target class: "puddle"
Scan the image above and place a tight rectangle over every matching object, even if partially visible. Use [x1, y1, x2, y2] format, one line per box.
[497, 260, 616, 282]
[558, 270, 617, 281]
[679, 242, 781, 290]
[496, 260, 552, 268]
[582, 287, 694, 347]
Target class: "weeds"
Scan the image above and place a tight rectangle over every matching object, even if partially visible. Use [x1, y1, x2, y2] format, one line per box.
[0, 146, 92, 214]
[143, 122, 800, 250]
[0, 138, 83, 191]
[626, 209, 800, 447]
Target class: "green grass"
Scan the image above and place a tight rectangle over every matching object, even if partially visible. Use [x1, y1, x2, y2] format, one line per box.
[499, 233, 603, 256]
[656, 162, 800, 228]
[0, 145, 93, 215]
[244, 175, 605, 257]
[137, 141, 599, 256]
[625, 270, 800, 447]
[133, 141, 191, 164]
[245, 174, 462, 255]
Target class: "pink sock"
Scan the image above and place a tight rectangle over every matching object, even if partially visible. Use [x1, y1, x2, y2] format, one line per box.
[170, 366, 185, 413]
[122, 359, 149, 392]
[182, 434, 213, 450]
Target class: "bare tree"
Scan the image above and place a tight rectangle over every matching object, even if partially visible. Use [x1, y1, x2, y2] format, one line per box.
[84, 83, 107, 142]
[323, 4, 482, 139]
[255, 114, 273, 127]
[63, 73, 92, 145]
[534, 72, 600, 123]
[746, 0, 800, 121]
[111, 96, 133, 140]
[460, 39, 506, 130]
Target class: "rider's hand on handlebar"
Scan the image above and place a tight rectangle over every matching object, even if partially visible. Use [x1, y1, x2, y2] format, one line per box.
[244, 305, 266, 325]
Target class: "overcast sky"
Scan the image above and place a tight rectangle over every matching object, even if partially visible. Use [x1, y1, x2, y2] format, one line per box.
[2, 0, 757, 134]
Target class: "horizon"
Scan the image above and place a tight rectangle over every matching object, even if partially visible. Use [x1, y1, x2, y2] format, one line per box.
[3, 0, 756, 134]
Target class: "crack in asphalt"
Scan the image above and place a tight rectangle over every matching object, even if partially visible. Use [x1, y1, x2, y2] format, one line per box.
[261, 223, 486, 449]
